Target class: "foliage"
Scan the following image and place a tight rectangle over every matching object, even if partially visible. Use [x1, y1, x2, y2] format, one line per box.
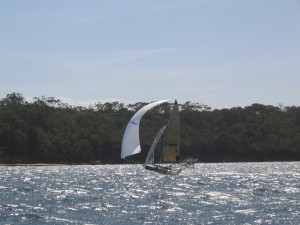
[0, 93, 300, 164]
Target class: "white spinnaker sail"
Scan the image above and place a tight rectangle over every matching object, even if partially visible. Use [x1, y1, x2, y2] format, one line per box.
[145, 125, 167, 165]
[121, 99, 171, 159]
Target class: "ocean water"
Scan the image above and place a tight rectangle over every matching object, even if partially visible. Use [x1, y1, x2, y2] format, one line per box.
[0, 162, 299, 225]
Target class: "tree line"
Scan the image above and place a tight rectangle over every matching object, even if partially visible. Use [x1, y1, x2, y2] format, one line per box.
[0, 92, 299, 164]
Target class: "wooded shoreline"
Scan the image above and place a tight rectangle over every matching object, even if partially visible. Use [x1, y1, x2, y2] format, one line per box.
[0, 163, 65, 166]
[1, 93, 300, 164]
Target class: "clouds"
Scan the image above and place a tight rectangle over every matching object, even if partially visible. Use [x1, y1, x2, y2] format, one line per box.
[3, 47, 175, 75]
[1, 0, 300, 109]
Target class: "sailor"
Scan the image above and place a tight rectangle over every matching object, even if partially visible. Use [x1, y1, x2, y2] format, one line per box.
[186, 158, 198, 168]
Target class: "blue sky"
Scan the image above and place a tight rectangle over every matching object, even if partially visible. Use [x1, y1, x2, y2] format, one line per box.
[1, 0, 300, 108]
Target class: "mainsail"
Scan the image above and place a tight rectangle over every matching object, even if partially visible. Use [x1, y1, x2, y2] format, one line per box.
[145, 125, 167, 165]
[162, 100, 180, 162]
[121, 99, 171, 159]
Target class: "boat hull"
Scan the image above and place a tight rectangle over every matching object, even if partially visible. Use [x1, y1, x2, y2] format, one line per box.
[144, 164, 180, 175]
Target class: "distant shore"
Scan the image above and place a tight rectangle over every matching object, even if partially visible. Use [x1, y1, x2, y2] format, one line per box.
[0, 163, 69, 166]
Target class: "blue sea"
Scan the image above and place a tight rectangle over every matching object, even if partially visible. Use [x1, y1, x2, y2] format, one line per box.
[0, 162, 299, 224]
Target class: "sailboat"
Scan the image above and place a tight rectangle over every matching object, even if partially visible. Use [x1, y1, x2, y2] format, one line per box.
[121, 99, 195, 174]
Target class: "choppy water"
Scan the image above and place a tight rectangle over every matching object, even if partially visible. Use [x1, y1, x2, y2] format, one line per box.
[0, 162, 299, 224]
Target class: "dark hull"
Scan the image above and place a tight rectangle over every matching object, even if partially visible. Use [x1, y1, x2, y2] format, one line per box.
[144, 164, 180, 175]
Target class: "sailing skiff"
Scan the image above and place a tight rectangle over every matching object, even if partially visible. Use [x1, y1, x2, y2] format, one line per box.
[121, 99, 196, 174]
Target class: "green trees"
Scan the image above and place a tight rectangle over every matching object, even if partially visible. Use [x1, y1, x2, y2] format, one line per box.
[0, 92, 300, 164]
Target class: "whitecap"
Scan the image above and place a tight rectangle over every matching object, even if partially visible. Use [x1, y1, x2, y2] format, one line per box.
[166, 207, 186, 212]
